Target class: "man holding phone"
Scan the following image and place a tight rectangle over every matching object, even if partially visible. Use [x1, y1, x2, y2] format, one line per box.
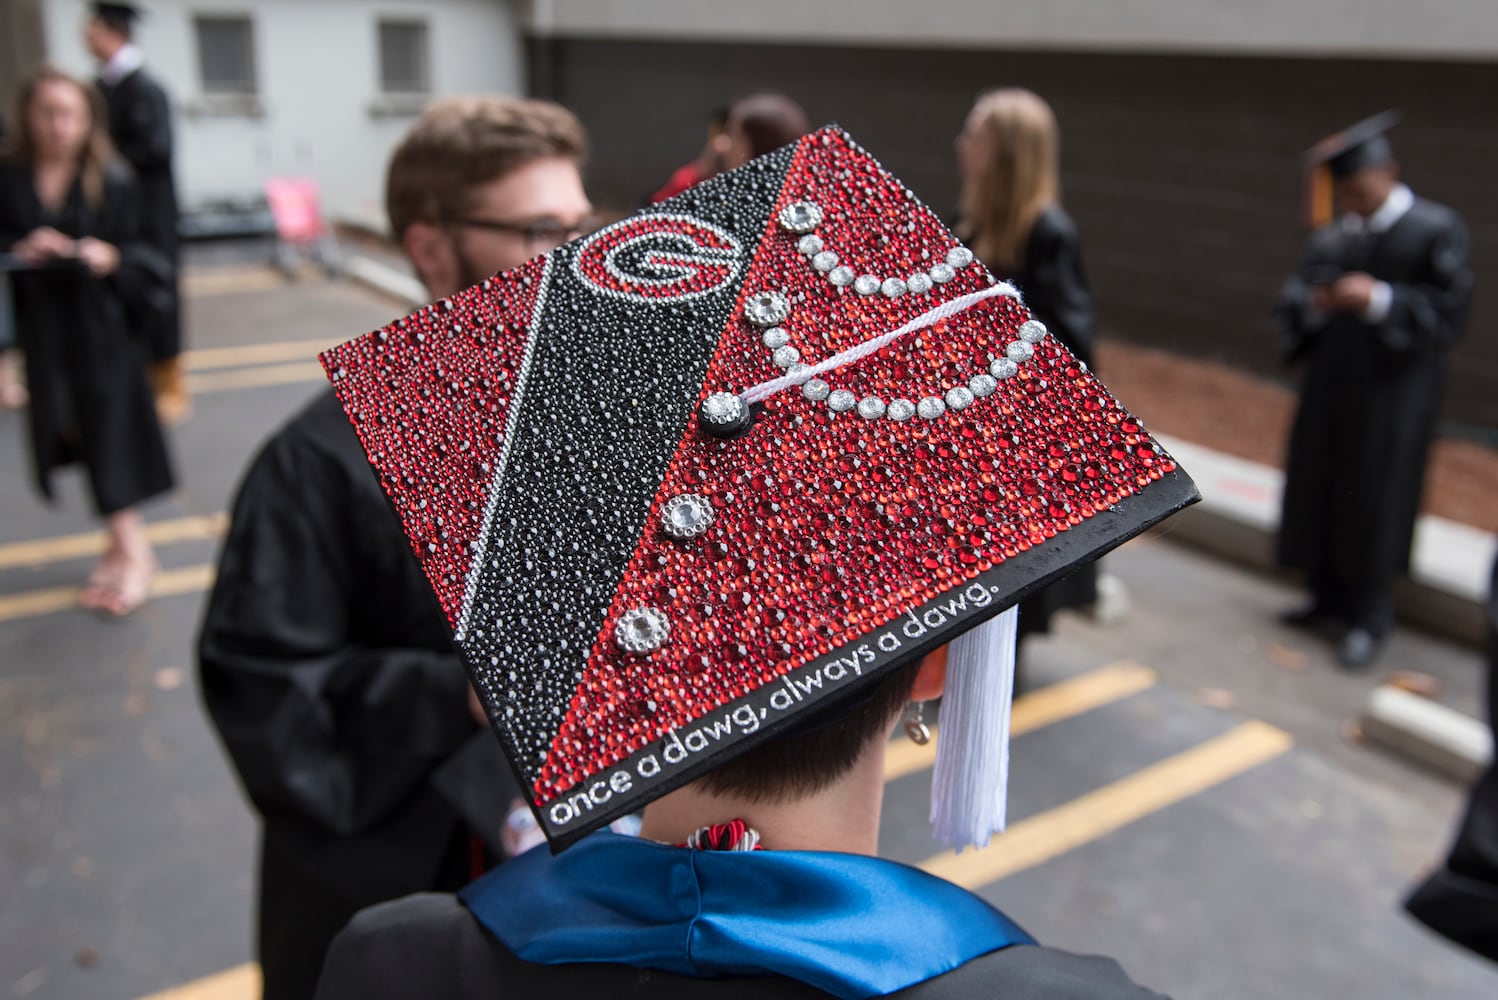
[1274, 112, 1473, 669]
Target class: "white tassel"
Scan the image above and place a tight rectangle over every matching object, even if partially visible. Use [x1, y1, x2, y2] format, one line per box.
[929, 606, 1019, 852]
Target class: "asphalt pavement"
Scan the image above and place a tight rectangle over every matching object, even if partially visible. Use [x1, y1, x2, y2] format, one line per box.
[0, 258, 1493, 999]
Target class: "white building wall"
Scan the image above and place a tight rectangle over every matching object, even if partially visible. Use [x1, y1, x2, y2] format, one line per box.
[40, 0, 525, 227]
[533, 0, 1498, 60]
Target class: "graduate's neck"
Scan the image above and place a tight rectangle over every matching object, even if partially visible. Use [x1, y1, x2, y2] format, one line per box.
[638, 733, 890, 854]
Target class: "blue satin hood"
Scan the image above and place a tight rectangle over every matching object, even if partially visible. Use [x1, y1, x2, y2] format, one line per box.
[460, 831, 1033, 999]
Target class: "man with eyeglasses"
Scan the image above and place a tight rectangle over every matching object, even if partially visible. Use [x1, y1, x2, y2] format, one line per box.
[197, 97, 594, 1000]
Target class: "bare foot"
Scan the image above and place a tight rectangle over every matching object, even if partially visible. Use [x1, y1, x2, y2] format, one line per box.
[78, 551, 127, 610]
[97, 553, 158, 618]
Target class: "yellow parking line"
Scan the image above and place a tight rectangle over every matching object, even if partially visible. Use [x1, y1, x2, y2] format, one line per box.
[0, 514, 227, 572]
[0, 564, 215, 623]
[918, 720, 1293, 889]
[186, 361, 327, 394]
[135, 962, 260, 1000]
[182, 338, 338, 372]
[884, 661, 1158, 782]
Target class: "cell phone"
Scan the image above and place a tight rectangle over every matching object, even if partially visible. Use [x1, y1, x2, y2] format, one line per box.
[1305, 265, 1343, 287]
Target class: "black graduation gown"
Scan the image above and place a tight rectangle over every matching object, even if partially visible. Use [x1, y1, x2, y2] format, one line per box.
[98, 65, 180, 359]
[1274, 196, 1473, 624]
[1403, 552, 1498, 961]
[197, 389, 518, 1000]
[315, 893, 1168, 1000]
[0, 158, 174, 514]
[998, 205, 1099, 639]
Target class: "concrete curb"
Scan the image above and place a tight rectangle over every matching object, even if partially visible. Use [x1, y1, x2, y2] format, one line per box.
[344, 254, 426, 308]
[339, 253, 1497, 651]
[1360, 684, 1492, 783]
[1158, 435, 1495, 649]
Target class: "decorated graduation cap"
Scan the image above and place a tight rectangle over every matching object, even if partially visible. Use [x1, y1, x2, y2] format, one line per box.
[1303, 110, 1402, 228]
[322, 126, 1198, 852]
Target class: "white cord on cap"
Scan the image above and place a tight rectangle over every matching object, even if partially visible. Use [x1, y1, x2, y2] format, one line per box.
[740, 282, 1021, 406]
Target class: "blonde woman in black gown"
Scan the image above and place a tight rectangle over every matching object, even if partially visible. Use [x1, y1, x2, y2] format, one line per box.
[0, 67, 173, 615]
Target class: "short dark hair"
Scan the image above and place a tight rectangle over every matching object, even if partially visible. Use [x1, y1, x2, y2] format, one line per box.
[697, 659, 922, 802]
[729, 93, 810, 159]
[92, 10, 133, 39]
[385, 97, 587, 240]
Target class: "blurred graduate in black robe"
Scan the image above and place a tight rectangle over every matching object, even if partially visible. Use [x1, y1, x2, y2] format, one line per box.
[0, 66, 173, 616]
[1404, 552, 1498, 962]
[197, 96, 595, 999]
[1274, 112, 1473, 668]
[956, 88, 1097, 645]
[85, 2, 187, 422]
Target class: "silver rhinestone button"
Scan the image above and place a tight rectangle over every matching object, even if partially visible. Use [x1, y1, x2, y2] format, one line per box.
[827, 389, 857, 412]
[661, 494, 714, 540]
[946, 246, 974, 268]
[772, 345, 801, 368]
[1006, 341, 1035, 362]
[812, 251, 839, 273]
[969, 373, 998, 397]
[828, 266, 855, 287]
[853, 274, 880, 296]
[700, 391, 746, 425]
[762, 327, 789, 349]
[917, 396, 946, 420]
[856, 396, 887, 419]
[797, 234, 824, 256]
[744, 291, 790, 327]
[785, 363, 813, 385]
[881, 277, 907, 298]
[1018, 320, 1048, 343]
[779, 201, 824, 234]
[616, 607, 670, 653]
[802, 378, 831, 401]
[929, 263, 956, 284]
[945, 386, 975, 411]
[990, 358, 1019, 379]
[907, 272, 934, 294]
[887, 398, 916, 421]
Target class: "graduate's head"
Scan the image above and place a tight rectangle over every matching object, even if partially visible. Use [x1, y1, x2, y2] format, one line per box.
[717, 93, 808, 170]
[1305, 111, 1402, 225]
[692, 654, 946, 805]
[1334, 161, 1400, 220]
[956, 88, 1060, 272]
[8, 66, 115, 205]
[386, 97, 593, 300]
[85, 2, 137, 61]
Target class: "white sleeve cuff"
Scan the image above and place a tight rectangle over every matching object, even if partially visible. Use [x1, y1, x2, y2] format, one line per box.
[1362, 281, 1393, 324]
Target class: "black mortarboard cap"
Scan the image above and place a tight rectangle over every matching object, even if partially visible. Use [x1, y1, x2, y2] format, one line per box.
[92, 2, 143, 25]
[1302, 110, 1402, 227]
[321, 126, 1199, 851]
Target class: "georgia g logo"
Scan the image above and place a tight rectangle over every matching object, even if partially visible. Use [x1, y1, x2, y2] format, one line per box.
[572, 213, 742, 303]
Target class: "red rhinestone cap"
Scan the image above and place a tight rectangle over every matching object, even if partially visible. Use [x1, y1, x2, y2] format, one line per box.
[322, 127, 1198, 850]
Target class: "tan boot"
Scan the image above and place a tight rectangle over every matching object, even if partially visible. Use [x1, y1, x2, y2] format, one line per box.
[150, 357, 191, 425]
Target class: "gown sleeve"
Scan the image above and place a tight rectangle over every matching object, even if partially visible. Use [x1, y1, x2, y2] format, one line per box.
[1273, 232, 1340, 365]
[1378, 214, 1473, 353]
[112, 77, 174, 175]
[1024, 212, 1096, 365]
[99, 167, 172, 319]
[197, 427, 475, 836]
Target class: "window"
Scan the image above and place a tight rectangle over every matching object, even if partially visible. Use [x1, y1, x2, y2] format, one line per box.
[378, 19, 430, 94]
[195, 15, 256, 94]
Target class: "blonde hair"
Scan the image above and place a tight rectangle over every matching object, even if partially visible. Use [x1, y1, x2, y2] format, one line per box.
[957, 88, 1060, 273]
[4, 65, 117, 208]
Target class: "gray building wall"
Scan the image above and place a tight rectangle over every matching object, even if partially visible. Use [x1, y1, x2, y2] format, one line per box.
[535, 36, 1498, 431]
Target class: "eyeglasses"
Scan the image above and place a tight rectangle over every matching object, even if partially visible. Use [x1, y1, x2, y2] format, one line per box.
[450, 215, 601, 253]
